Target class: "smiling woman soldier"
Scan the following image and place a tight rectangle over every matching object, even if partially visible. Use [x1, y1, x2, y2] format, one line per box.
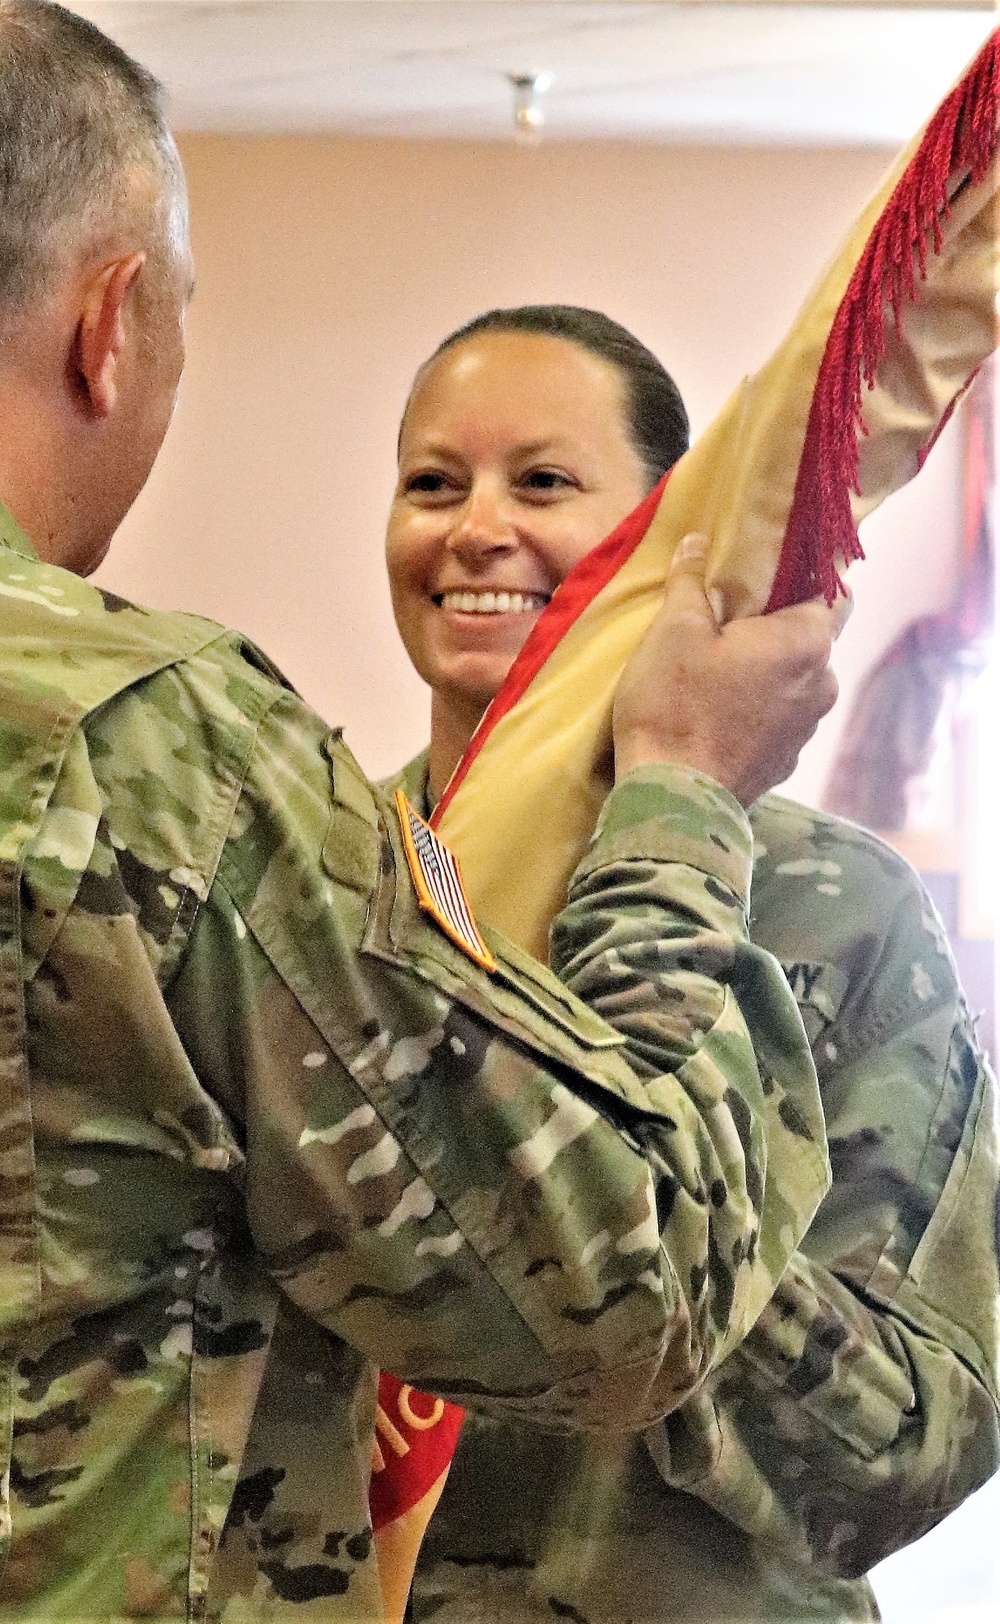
[380, 305, 1000, 1624]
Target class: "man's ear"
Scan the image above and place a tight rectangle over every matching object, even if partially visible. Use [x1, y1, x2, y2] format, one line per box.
[74, 252, 146, 419]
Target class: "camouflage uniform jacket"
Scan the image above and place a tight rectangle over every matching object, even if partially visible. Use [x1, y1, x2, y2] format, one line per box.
[0, 505, 831, 1623]
[390, 754, 1000, 1624]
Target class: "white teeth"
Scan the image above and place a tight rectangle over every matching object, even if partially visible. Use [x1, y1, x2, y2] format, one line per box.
[440, 591, 548, 614]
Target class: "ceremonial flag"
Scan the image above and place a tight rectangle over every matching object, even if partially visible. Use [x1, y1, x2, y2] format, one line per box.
[435, 31, 1000, 960]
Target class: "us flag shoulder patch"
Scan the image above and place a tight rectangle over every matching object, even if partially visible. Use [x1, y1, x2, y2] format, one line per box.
[395, 790, 496, 973]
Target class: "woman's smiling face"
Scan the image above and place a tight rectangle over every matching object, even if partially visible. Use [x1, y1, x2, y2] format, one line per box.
[386, 330, 651, 724]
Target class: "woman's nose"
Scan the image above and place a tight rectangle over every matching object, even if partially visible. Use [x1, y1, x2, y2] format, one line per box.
[447, 485, 517, 557]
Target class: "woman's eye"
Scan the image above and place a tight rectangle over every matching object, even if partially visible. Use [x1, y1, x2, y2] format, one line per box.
[521, 469, 574, 494]
[402, 470, 464, 500]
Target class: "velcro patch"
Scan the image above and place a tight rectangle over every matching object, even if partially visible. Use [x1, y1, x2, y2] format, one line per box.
[395, 790, 495, 973]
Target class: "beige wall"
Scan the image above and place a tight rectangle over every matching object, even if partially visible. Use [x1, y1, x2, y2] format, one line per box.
[96, 135, 962, 793]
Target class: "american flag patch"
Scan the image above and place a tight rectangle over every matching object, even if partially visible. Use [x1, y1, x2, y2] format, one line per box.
[395, 790, 496, 973]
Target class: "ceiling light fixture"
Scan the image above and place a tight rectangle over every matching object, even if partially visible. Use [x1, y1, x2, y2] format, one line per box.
[508, 72, 553, 145]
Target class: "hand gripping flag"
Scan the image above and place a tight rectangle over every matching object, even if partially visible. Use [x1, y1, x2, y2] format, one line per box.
[371, 32, 999, 1618]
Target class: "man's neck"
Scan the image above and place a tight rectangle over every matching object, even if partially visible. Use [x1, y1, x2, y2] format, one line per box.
[0, 395, 69, 567]
[0, 492, 37, 558]
[0, 425, 102, 576]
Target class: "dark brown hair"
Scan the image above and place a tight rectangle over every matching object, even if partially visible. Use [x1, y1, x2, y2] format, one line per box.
[409, 304, 690, 490]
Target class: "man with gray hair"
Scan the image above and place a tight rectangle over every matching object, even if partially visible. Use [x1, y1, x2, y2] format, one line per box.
[0, 4, 849, 1618]
[0, 0, 191, 575]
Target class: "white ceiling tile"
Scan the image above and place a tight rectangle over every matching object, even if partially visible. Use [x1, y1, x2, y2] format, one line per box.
[65, 4, 998, 145]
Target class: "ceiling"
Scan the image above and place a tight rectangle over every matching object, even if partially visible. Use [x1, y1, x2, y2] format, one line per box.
[68, 2, 997, 146]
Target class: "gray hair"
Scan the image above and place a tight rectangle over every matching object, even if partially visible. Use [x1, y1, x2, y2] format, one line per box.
[0, 0, 186, 316]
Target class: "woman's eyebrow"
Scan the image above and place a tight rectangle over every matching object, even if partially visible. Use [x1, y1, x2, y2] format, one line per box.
[404, 434, 572, 462]
[402, 440, 466, 462]
[511, 438, 566, 458]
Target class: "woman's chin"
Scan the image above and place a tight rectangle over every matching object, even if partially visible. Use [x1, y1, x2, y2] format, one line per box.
[429, 631, 538, 707]
[432, 658, 517, 723]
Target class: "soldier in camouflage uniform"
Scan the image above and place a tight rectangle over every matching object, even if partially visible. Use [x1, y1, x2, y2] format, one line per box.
[382, 309, 1000, 1621]
[0, 5, 846, 1620]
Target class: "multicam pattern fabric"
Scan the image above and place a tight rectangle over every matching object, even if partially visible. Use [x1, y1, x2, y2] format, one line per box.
[392, 753, 1000, 1624]
[0, 505, 830, 1623]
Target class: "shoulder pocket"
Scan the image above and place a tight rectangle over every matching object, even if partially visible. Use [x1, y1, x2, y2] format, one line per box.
[353, 798, 665, 1126]
[320, 732, 381, 896]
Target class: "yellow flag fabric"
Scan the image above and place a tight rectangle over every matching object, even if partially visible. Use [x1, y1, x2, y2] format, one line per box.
[434, 32, 999, 962]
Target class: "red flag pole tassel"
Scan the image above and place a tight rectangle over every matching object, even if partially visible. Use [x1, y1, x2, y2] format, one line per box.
[767, 30, 1000, 612]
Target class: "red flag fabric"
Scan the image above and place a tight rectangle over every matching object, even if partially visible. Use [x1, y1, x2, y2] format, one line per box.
[369, 1374, 465, 1531]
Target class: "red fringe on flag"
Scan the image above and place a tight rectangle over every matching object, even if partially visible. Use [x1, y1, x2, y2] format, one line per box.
[767, 30, 999, 612]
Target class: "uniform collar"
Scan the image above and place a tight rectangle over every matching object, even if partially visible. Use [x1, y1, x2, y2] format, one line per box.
[397, 748, 433, 819]
[0, 499, 39, 561]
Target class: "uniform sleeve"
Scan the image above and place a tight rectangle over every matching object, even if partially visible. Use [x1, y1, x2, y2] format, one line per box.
[643, 862, 1000, 1574]
[169, 708, 829, 1431]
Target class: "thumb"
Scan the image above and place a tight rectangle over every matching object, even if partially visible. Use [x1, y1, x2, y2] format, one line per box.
[663, 532, 717, 626]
